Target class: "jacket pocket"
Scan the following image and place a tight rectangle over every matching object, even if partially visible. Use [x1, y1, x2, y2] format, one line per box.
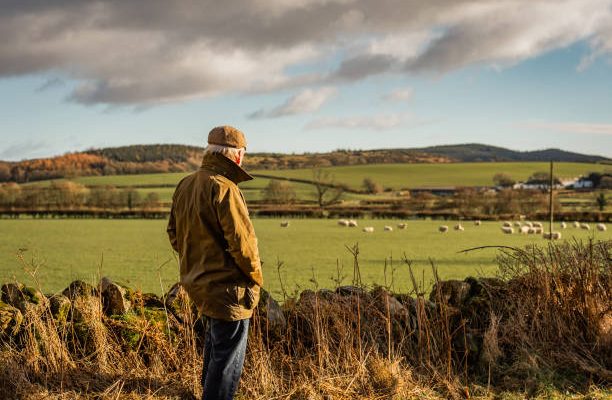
[235, 285, 245, 305]
[245, 286, 256, 309]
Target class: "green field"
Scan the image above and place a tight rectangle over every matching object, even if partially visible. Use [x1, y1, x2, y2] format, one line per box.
[0, 218, 608, 299]
[26, 162, 609, 191]
[251, 162, 609, 190]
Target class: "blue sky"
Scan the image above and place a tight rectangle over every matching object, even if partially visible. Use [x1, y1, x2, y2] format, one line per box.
[1, 1, 611, 160]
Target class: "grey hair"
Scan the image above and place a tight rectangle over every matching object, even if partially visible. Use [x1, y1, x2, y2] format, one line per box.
[205, 144, 246, 166]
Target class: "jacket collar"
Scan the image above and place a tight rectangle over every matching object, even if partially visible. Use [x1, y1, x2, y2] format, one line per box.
[200, 152, 254, 184]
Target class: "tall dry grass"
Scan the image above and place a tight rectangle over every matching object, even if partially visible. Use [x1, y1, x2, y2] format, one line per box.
[0, 239, 610, 399]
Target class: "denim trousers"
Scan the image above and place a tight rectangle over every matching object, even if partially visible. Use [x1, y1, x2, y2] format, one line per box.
[201, 317, 250, 400]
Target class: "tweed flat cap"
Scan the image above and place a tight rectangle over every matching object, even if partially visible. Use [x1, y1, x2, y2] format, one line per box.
[207, 126, 247, 149]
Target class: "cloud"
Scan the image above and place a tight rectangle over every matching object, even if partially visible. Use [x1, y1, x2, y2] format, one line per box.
[382, 87, 413, 102]
[521, 121, 612, 135]
[1, 1, 611, 105]
[248, 87, 337, 118]
[306, 113, 406, 130]
[0, 140, 52, 161]
[36, 77, 65, 92]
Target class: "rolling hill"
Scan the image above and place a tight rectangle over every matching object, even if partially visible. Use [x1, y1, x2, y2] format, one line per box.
[0, 143, 608, 183]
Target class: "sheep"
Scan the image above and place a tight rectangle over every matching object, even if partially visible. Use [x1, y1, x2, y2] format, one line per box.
[597, 223, 607, 232]
[543, 231, 562, 240]
[513, 221, 522, 227]
[474, 220, 482, 226]
[362, 226, 374, 233]
[519, 215, 526, 221]
[520, 226, 530, 234]
[573, 221, 580, 228]
[280, 221, 290, 228]
[502, 221, 512, 228]
[560, 222, 567, 229]
[397, 223, 407, 229]
[534, 227, 543, 234]
[527, 227, 536, 234]
[580, 223, 590, 230]
[501, 226, 514, 234]
[438, 225, 449, 233]
[523, 221, 534, 228]
[454, 224, 465, 231]
[338, 219, 349, 227]
[533, 222, 543, 229]
[348, 220, 358, 227]
[384, 226, 393, 232]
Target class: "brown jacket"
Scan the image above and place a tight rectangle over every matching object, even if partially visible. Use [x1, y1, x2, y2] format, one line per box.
[167, 152, 263, 321]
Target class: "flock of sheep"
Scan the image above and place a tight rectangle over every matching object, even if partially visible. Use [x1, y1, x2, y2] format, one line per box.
[495, 220, 607, 239]
[335, 219, 407, 233]
[278, 219, 608, 238]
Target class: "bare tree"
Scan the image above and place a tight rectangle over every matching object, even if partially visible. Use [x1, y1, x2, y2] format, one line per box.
[312, 169, 345, 207]
[263, 180, 296, 204]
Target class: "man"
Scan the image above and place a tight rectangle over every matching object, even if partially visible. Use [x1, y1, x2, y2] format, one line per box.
[167, 126, 263, 400]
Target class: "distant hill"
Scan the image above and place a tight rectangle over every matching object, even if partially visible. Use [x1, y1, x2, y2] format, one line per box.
[0, 143, 608, 183]
[413, 143, 610, 163]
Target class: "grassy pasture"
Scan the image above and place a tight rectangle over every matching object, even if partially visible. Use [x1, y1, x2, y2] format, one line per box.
[250, 162, 609, 190]
[0, 218, 608, 299]
[24, 162, 608, 191]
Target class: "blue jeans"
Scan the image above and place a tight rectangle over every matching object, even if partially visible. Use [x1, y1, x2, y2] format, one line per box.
[201, 317, 249, 400]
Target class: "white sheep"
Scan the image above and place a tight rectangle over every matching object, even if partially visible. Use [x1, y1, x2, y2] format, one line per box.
[573, 221, 580, 228]
[597, 223, 607, 232]
[384, 225, 393, 232]
[397, 223, 407, 230]
[580, 223, 590, 230]
[439, 225, 449, 233]
[280, 221, 290, 228]
[348, 220, 358, 227]
[502, 221, 512, 228]
[454, 224, 464, 231]
[501, 226, 514, 234]
[523, 221, 534, 228]
[534, 227, 543, 234]
[560, 222, 567, 229]
[543, 231, 562, 240]
[533, 222, 543, 229]
[474, 220, 482, 226]
[338, 219, 349, 227]
[513, 221, 522, 227]
[362, 226, 374, 233]
[520, 226, 530, 234]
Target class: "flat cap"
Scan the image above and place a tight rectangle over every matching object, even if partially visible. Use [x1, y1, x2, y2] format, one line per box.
[208, 126, 247, 149]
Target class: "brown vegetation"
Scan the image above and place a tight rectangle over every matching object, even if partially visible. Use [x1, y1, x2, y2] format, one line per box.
[0, 240, 610, 399]
[0, 146, 451, 184]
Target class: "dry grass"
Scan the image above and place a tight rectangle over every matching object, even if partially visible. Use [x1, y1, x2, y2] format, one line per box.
[0, 239, 610, 399]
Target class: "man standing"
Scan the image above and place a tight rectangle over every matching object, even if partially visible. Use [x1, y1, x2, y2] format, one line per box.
[167, 126, 263, 400]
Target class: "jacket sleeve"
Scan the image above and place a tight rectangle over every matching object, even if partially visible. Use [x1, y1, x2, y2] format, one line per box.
[215, 184, 264, 287]
[167, 198, 179, 253]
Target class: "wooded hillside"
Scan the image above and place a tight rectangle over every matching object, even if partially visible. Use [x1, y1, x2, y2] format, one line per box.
[0, 143, 608, 183]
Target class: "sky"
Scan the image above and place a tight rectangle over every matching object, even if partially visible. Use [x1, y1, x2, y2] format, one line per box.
[1, 0, 612, 161]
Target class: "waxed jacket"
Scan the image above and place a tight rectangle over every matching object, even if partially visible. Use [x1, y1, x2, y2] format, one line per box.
[167, 152, 263, 321]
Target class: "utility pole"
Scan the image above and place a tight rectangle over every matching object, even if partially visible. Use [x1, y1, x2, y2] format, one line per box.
[548, 160, 554, 239]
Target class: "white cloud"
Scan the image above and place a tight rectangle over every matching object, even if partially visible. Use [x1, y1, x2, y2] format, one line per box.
[249, 87, 337, 118]
[306, 113, 406, 130]
[1, 0, 611, 105]
[522, 121, 612, 135]
[382, 87, 413, 102]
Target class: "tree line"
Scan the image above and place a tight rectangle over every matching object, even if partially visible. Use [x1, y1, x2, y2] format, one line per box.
[0, 182, 161, 210]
